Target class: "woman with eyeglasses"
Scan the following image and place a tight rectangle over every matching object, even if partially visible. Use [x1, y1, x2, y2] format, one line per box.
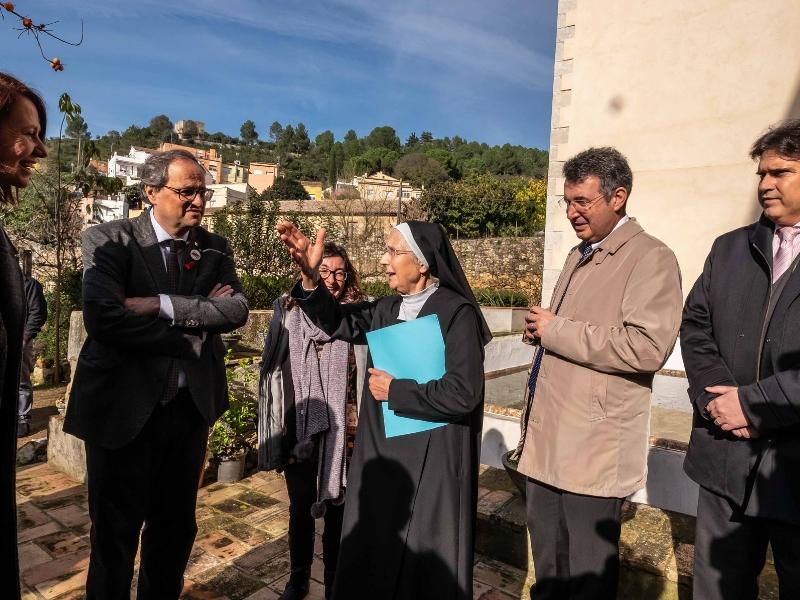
[258, 241, 367, 600]
[276, 220, 492, 600]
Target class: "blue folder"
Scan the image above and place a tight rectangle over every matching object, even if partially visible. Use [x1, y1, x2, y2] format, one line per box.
[365, 314, 449, 438]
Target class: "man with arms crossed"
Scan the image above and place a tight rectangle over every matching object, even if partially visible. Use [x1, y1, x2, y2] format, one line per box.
[682, 120, 800, 599]
[515, 147, 682, 599]
[65, 149, 249, 599]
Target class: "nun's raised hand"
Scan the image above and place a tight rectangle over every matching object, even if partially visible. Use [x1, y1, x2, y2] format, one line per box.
[368, 368, 394, 401]
[275, 221, 326, 287]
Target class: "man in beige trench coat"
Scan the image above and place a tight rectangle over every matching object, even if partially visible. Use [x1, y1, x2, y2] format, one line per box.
[514, 147, 683, 599]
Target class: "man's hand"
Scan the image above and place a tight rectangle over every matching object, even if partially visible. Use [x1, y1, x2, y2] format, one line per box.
[275, 221, 326, 289]
[124, 297, 160, 317]
[731, 426, 760, 440]
[368, 368, 394, 401]
[706, 385, 751, 431]
[208, 283, 233, 298]
[524, 306, 556, 343]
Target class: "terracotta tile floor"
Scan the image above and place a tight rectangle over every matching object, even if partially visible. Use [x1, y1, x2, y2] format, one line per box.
[17, 462, 528, 599]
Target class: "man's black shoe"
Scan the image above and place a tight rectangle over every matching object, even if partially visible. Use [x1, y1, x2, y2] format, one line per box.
[278, 580, 310, 600]
[17, 421, 31, 438]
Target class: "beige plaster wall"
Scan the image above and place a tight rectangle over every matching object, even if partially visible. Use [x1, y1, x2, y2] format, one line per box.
[543, 0, 800, 306]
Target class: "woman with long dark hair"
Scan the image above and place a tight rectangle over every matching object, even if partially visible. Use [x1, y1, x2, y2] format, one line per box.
[0, 71, 48, 600]
[258, 241, 367, 600]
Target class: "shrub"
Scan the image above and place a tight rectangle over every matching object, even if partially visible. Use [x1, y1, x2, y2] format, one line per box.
[240, 274, 293, 310]
[38, 268, 83, 368]
[473, 288, 529, 307]
[361, 279, 392, 299]
[209, 355, 258, 459]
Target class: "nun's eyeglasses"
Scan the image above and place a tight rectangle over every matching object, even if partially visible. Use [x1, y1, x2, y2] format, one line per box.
[319, 267, 347, 282]
[384, 246, 415, 258]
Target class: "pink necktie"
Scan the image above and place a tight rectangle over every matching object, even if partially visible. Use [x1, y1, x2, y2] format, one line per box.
[773, 226, 800, 283]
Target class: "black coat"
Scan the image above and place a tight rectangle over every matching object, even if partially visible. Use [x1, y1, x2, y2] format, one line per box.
[682, 216, 800, 520]
[23, 276, 47, 341]
[0, 226, 27, 600]
[295, 282, 485, 600]
[65, 212, 249, 448]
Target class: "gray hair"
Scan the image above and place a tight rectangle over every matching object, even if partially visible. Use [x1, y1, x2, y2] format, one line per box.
[750, 119, 800, 161]
[562, 146, 633, 199]
[139, 149, 202, 203]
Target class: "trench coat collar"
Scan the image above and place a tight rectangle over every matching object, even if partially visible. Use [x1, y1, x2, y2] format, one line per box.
[583, 217, 644, 265]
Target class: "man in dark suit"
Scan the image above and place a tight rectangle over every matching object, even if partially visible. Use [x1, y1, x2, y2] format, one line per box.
[682, 119, 800, 600]
[65, 149, 249, 600]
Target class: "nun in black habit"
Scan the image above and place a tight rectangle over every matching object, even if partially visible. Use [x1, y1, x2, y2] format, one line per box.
[276, 220, 492, 600]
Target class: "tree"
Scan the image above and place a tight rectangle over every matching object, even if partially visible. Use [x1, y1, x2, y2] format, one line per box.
[181, 119, 199, 139]
[65, 113, 89, 139]
[240, 119, 259, 145]
[365, 125, 400, 151]
[277, 124, 295, 158]
[328, 144, 338, 188]
[148, 114, 173, 141]
[315, 130, 335, 154]
[420, 131, 434, 144]
[393, 153, 450, 187]
[262, 177, 310, 201]
[405, 132, 419, 148]
[342, 129, 361, 159]
[421, 173, 546, 238]
[211, 193, 295, 277]
[294, 123, 311, 153]
[343, 147, 400, 178]
[269, 121, 283, 142]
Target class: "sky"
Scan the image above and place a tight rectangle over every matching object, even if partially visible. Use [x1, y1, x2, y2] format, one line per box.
[0, 1, 558, 149]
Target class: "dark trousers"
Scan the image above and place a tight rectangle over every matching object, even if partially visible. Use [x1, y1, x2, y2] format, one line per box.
[526, 478, 624, 600]
[85, 390, 208, 600]
[694, 485, 800, 600]
[284, 460, 344, 592]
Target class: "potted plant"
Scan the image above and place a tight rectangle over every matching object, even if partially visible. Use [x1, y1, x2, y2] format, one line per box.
[208, 357, 257, 483]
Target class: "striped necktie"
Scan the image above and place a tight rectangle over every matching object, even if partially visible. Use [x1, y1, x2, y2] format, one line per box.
[773, 226, 800, 284]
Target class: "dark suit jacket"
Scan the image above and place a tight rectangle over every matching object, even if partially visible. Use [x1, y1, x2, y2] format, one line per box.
[64, 212, 249, 449]
[682, 215, 800, 522]
[0, 225, 27, 600]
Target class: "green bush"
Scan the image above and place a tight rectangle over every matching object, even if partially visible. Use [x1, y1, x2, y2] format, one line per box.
[38, 268, 83, 367]
[473, 287, 529, 307]
[240, 274, 293, 310]
[361, 279, 393, 299]
[209, 355, 258, 459]
[360, 280, 528, 307]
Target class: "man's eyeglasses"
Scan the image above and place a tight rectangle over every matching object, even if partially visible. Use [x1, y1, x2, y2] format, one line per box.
[319, 267, 348, 282]
[163, 185, 214, 203]
[557, 193, 606, 211]
[384, 246, 415, 258]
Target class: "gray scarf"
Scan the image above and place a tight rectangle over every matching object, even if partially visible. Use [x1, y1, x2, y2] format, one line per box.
[287, 306, 350, 517]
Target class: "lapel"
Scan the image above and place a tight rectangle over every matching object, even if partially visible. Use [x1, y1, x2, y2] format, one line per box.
[178, 228, 202, 295]
[748, 214, 775, 274]
[131, 211, 171, 293]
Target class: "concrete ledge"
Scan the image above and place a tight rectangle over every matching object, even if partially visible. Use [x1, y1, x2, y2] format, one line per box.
[476, 465, 780, 599]
[46, 415, 86, 484]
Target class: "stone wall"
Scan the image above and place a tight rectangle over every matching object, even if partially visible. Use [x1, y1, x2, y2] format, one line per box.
[351, 234, 544, 304]
[452, 235, 543, 303]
